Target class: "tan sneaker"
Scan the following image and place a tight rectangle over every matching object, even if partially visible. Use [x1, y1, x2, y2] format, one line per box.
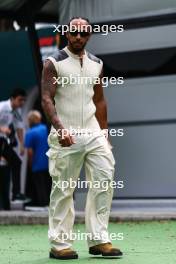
[89, 242, 123, 257]
[49, 248, 78, 259]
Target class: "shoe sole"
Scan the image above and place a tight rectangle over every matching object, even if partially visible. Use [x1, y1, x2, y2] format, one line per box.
[102, 252, 123, 257]
[89, 249, 123, 257]
[49, 252, 78, 260]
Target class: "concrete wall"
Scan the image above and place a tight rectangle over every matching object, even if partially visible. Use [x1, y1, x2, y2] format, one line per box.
[105, 75, 176, 198]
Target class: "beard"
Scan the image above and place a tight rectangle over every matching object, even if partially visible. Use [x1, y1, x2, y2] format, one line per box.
[70, 41, 86, 53]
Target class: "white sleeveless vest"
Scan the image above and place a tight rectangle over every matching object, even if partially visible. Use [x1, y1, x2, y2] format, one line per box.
[47, 46, 103, 132]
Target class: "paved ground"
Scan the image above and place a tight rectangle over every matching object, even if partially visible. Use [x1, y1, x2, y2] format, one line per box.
[0, 221, 176, 264]
[1, 209, 176, 225]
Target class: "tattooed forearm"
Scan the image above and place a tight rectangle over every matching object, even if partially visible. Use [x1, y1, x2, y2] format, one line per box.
[41, 60, 64, 130]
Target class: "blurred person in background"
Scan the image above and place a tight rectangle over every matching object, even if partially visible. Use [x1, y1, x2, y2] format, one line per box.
[0, 157, 10, 210]
[0, 88, 26, 202]
[25, 110, 51, 206]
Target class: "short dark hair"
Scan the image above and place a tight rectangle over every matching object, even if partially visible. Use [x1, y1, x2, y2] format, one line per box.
[68, 17, 90, 26]
[10, 88, 26, 98]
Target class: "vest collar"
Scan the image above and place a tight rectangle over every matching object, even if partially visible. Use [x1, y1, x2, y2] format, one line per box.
[64, 46, 87, 60]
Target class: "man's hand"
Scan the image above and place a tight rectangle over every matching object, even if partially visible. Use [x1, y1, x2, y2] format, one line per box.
[107, 137, 113, 149]
[57, 128, 75, 147]
[19, 144, 25, 156]
[0, 126, 11, 135]
[16, 128, 24, 155]
[102, 129, 113, 149]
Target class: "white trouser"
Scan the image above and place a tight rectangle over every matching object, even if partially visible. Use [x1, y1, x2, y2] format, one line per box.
[47, 132, 115, 250]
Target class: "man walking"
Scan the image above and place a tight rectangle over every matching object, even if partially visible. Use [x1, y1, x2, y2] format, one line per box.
[0, 88, 26, 201]
[42, 17, 123, 259]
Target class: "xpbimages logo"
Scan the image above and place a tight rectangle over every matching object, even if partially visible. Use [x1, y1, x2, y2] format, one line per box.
[49, 230, 124, 242]
[52, 178, 124, 192]
[53, 24, 124, 35]
[53, 75, 124, 88]
[51, 127, 124, 139]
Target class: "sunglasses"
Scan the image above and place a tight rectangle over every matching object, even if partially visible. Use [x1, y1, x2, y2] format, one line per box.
[69, 31, 90, 37]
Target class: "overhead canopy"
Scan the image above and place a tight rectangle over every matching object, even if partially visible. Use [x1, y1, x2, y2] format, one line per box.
[0, 0, 58, 23]
[58, 0, 176, 24]
[0, 0, 176, 26]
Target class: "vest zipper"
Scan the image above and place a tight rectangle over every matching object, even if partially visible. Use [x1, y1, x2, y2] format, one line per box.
[80, 57, 84, 128]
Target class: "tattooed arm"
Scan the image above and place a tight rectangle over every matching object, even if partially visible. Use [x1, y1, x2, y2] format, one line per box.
[41, 60, 75, 146]
[41, 60, 63, 131]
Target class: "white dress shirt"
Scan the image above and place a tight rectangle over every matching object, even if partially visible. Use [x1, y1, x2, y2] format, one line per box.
[0, 99, 23, 139]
